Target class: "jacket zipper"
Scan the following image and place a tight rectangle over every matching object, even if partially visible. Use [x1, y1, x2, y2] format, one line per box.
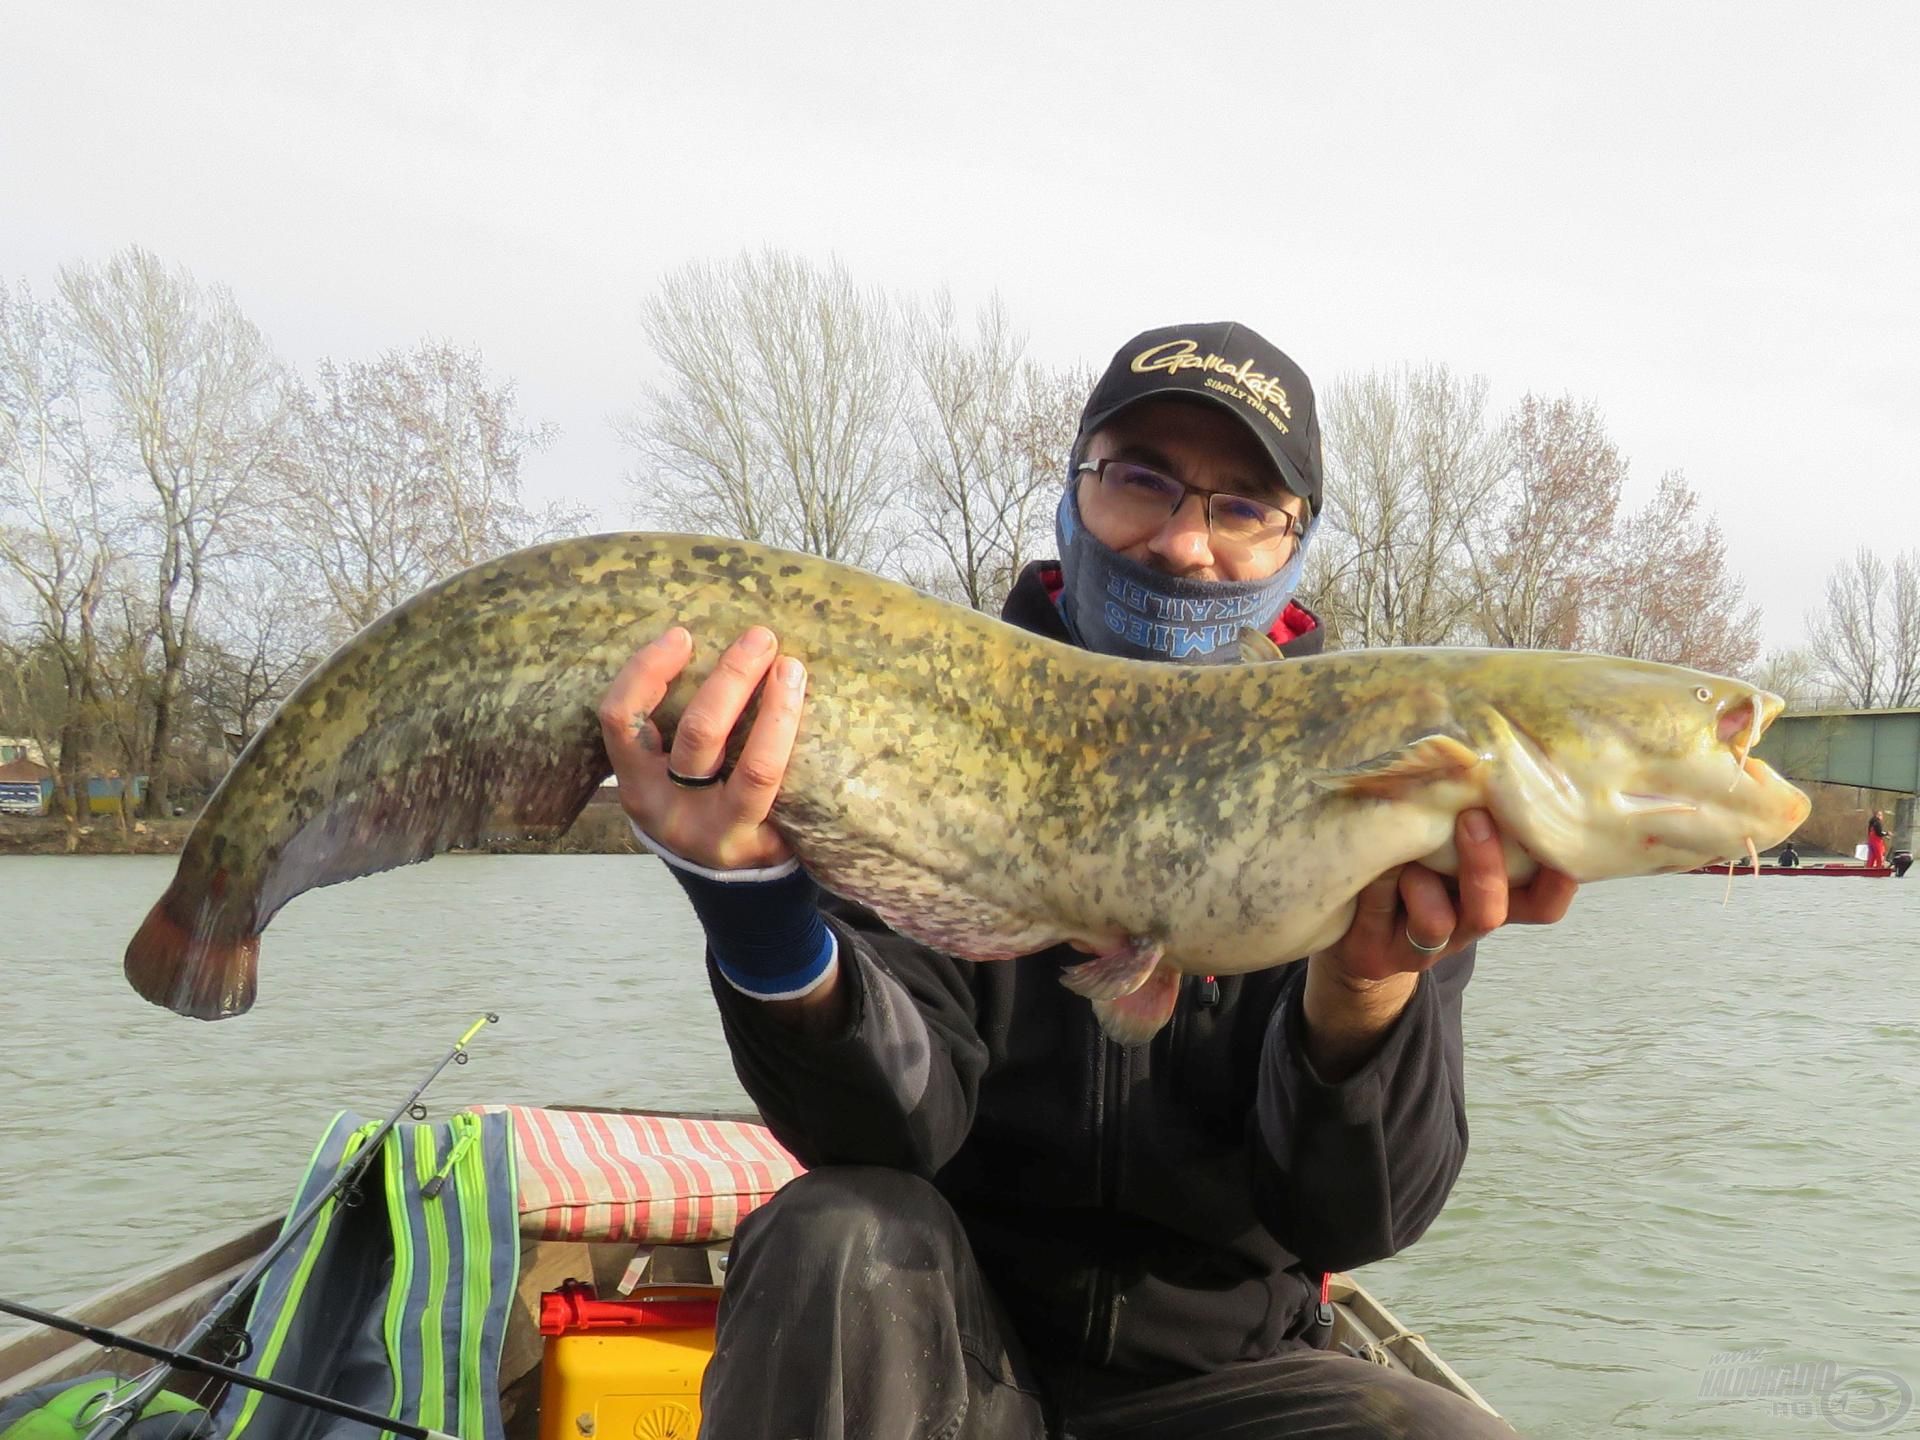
[1082, 1023, 1106, 1360]
[1085, 1024, 1128, 1363]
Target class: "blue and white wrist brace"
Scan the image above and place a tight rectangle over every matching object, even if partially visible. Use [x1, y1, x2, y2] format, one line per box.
[631, 820, 838, 1001]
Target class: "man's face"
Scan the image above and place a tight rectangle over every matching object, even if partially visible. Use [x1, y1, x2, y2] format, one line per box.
[1077, 399, 1308, 583]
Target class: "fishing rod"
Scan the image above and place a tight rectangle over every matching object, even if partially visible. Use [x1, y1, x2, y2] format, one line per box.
[75, 1012, 499, 1440]
[0, 1296, 460, 1440]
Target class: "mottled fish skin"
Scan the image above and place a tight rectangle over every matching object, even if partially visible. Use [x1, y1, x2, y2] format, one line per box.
[123, 532, 1811, 1031]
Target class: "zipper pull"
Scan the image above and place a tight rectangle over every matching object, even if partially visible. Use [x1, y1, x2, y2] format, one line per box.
[1198, 975, 1220, 1007]
[1310, 1271, 1337, 1348]
[421, 1130, 477, 1199]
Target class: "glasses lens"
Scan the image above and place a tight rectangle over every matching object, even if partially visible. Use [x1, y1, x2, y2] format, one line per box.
[1097, 462, 1183, 516]
[1088, 461, 1298, 557]
[1208, 493, 1292, 546]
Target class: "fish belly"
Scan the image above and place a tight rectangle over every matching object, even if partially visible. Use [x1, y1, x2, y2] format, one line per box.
[1156, 798, 1464, 976]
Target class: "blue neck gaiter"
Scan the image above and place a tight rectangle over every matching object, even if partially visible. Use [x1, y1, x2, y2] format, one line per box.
[1053, 480, 1313, 664]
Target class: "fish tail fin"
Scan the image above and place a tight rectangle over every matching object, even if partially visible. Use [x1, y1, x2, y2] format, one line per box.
[1090, 963, 1181, 1046]
[124, 896, 259, 1021]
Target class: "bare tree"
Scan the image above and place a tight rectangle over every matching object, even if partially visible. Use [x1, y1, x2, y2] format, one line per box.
[901, 295, 1085, 609]
[620, 250, 904, 568]
[1581, 471, 1761, 675]
[279, 341, 570, 632]
[0, 278, 128, 842]
[186, 555, 332, 762]
[1808, 548, 1920, 707]
[1467, 394, 1626, 650]
[1003, 358, 1094, 568]
[91, 586, 164, 835]
[1748, 647, 1830, 709]
[1314, 364, 1506, 648]
[58, 247, 291, 815]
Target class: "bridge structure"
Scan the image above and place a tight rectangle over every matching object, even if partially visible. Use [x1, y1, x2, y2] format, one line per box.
[1753, 707, 1919, 851]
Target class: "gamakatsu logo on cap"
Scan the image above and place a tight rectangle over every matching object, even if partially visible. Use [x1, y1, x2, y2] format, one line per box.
[1131, 339, 1294, 419]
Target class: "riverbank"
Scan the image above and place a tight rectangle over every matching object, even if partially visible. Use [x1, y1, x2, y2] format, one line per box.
[0, 815, 192, 854]
[0, 801, 642, 856]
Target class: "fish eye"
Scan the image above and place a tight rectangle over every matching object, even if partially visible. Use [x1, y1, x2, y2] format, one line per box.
[1693, 686, 1712, 703]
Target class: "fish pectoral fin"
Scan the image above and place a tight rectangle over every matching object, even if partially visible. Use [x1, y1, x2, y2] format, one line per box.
[1310, 734, 1484, 798]
[1617, 792, 1698, 817]
[1059, 936, 1165, 1001]
[1091, 962, 1181, 1046]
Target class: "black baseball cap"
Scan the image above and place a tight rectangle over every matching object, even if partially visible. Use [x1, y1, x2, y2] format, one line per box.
[1077, 321, 1323, 515]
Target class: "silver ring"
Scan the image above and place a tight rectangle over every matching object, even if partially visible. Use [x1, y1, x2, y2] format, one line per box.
[667, 766, 725, 790]
[1404, 926, 1451, 955]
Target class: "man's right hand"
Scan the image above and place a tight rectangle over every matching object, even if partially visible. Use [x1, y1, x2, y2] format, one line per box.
[598, 624, 808, 872]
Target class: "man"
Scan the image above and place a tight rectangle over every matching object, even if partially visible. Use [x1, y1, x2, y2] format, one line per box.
[1867, 810, 1889, 868]
[600, 322, 1579, 1438]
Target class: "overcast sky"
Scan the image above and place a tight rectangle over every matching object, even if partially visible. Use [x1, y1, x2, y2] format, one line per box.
[6, 2, 1915, 653]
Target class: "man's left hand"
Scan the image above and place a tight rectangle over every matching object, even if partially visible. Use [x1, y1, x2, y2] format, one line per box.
[1323, 808, 1579, 984]
[1301, 809, 1578, 1079]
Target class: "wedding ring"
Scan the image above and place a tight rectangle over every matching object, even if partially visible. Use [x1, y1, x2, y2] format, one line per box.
[1404, 926, 1451, 955]
[667, 766, 726, 790]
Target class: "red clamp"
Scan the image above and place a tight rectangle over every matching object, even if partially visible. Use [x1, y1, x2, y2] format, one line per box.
[538, 1279, 721, 1336]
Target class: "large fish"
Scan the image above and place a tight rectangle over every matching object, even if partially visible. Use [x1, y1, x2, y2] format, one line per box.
[124, 533, 1810, 1042]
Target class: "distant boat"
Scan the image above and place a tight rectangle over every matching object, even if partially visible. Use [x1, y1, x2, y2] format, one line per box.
[1688, 856, 1909, 879]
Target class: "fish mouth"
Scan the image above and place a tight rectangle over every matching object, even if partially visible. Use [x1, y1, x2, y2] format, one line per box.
[1713, 689, 1812, 833]
[1719, 689, 1783, 758]
[1714, 688, 1784, 792]
[1615, 687, 1792, 823]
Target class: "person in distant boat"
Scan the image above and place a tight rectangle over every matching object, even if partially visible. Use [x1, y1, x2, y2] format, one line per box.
[600, 322, 1580, 1439]
[1866, 811, 1889, 868]
[1776, 840, 1800, 867]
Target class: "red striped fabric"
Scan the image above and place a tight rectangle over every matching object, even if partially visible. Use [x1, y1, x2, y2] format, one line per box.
[473, 1107, 805, 1244]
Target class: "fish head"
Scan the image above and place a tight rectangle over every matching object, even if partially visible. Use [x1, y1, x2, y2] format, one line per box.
[1469, 657, 1812, 881]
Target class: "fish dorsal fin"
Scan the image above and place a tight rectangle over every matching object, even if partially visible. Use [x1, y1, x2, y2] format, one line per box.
[1311, 735, 1484, 798]
[1238, 629, 1285, 663]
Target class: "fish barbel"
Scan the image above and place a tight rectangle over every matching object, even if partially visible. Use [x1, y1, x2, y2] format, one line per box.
[124, 533, 1811, 1041]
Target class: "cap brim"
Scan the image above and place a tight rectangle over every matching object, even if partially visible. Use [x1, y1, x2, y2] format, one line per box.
[1079, 386, 1316, 504]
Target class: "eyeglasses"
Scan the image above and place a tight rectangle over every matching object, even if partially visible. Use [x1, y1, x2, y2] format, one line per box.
[1075, 459, 1305, 558]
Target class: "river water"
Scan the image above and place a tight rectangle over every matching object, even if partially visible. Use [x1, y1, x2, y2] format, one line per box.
[3, 856, 1916, 1437]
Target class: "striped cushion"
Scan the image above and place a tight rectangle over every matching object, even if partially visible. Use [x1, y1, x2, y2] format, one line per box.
[484, 1106, 805, 1244]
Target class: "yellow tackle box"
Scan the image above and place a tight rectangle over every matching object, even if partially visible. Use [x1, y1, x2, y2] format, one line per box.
[536, 1280, 721, 1440]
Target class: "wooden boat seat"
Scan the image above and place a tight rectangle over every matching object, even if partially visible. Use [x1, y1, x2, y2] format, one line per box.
[473, 1105, 804, 1246]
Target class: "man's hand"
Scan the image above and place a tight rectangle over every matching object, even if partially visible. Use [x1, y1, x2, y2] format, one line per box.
[600, 625, 848, 1030]
[598, 625, 807, 872]
[1302, 808, 1578, 1079]
[1328, 808, 1579, 983]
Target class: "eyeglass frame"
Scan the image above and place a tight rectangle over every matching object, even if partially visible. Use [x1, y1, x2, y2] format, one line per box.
[1072, 458, 1308, 553]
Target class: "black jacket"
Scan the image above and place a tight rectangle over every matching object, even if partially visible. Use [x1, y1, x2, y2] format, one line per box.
[708, 562, 1475, 1377]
